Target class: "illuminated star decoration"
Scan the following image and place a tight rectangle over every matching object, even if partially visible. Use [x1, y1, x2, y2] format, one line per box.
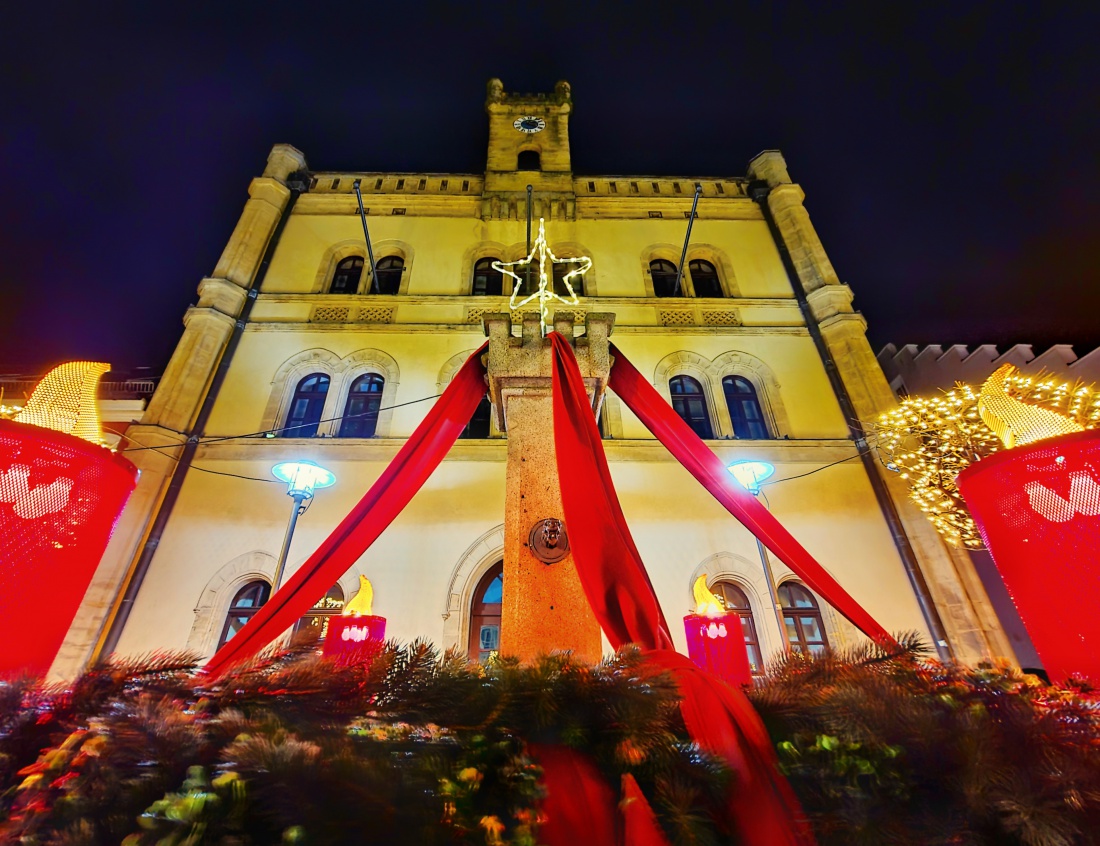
[493, 218, 591, 334]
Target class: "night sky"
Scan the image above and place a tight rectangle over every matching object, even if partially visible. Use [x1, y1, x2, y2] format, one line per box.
[3, 3, 1097, 376]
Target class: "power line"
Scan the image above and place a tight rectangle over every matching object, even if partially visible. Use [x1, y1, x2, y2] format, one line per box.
[120, 392, 444, 453]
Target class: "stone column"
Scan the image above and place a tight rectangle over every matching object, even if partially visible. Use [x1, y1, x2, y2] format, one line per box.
[484, 312, 614, 662]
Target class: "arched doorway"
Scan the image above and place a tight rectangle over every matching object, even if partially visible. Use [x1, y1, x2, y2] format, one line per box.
[469, 561, 503, 662]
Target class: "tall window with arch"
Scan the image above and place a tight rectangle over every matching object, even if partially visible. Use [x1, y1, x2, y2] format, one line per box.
[710, 580, 763, 674]
[469, 562, 503, 662]
[517, 150, 540, 171]
[218, 581, 270, 650]
[669, 375, 714, 439]
[723, 376, 769, 439]
[779, 583, 829, 655]
[373, 256, 404, 295]
[330, 256, 364, 294]
[339, 373, 384, 437]
[293, 584, 345, 643]
[650, 259, 680, 297]
[284, 374, 329, 437]
[551, 261, 584, 297]
[688, 259, 723, 297]
[472, 257, 504, 296]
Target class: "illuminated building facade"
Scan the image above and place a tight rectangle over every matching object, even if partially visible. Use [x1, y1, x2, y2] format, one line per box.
[52, 81, 1018, 677]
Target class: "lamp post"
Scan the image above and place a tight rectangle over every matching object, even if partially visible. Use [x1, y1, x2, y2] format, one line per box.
[270, 460, 336, 592]
[727, 460, 789, 651]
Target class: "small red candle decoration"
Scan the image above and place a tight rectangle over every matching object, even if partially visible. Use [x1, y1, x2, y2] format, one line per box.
[683, 575, 752, 686]
[323, 574, 386, 666]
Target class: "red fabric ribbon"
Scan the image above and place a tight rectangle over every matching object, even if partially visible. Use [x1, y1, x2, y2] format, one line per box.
[529, 744, 620, 846]
[205, 343, 488, 677]
[607, 341, 896, 647]
[549, 333, 816, 845]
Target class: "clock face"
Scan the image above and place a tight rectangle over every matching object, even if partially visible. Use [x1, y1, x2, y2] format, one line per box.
[513, 115, 546, 134]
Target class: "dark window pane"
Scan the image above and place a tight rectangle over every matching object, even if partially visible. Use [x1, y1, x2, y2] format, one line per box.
[219, 581, 271, 649]
[373, 256, 403, 295]
[473, 257, 504, 296]
[284, 374, 329, 437]
[780, 583, 829, 654]
[650, 259, 680, 297]
[330, 256, 364, 294]
[339, 373, 384, 437]
[723, 376, 769, 439]
[517, 150, 540, 170]
[713, 580, 762, 675]
[689, 259, 723, 297]
[552, 262, 584, 297]
[460, 396, 493, 439]
[669, 376, 713, 439]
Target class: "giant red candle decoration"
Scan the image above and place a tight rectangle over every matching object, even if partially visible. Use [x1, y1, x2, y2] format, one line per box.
[0, 363, 137, 677]
[683, 575, 752, 687]
[323, 574, 386, 665]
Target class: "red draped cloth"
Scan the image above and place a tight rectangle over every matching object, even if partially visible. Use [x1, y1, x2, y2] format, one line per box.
[205, 343, 488, 677]
[606, 341, 895, 647]
[550, 332, 816, 845]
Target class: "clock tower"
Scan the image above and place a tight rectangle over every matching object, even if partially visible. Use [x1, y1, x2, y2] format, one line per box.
[483, 79, 574, 205]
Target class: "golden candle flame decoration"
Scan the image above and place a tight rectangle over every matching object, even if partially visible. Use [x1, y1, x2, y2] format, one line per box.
[692, 575, 727, 618]
[10, 362, 110, 445]
[978, 364, 1084, 448]
[875, 366, 1100, 548]
[342, 574, 374, 617]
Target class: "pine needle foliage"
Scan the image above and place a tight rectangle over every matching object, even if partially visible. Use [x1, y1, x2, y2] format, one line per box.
[0, 638, 1097, 845]
[748, 634, 1100, 845]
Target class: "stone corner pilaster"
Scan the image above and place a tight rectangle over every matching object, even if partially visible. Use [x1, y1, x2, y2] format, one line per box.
[263, 144, 308, 183]
[747, 150, 792, 187]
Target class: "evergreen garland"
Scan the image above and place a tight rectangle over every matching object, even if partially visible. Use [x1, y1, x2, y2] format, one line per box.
[0, 638, 1096, 845]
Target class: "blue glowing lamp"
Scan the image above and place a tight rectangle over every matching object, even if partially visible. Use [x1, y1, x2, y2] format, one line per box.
[727, 460, 774, 494]
[272, 460, 336, 500]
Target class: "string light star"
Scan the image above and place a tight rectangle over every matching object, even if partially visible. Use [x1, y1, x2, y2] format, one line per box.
[493, 218, 591, 333]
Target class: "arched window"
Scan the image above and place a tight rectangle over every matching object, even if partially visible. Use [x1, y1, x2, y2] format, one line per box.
[339, 373, 384, 438]
[710, 581, 763, 674]
[373, 256, 404, 295]
[551, 261, 584, 297]
[293, 583, 345, 643]
[669, 375, 713, 439]
[517, 150, 541, 171]
[779, 583, 829, 656]
[472, 257, 504, 296]
[650, 259, 680, 297]
[723, 376, 769, 439]
[460, 396, 493, 439]
[689, 259, 722, 297]
[218, 581, 270, 650]
[284, 373, 330, 437]
[469, 562, 503, 662]
[330, 256, 364, 294]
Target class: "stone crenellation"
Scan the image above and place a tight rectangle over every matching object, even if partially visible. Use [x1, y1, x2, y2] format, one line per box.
[878, 343, 1100, 398]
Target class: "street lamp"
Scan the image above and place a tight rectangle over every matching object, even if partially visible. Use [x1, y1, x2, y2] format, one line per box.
[727, 459, 788, 650]
[271, 460, 336, 592]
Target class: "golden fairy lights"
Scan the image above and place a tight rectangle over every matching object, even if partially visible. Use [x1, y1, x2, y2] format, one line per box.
[494, 218, 591, 333]
[875, 365, 1100, 548]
